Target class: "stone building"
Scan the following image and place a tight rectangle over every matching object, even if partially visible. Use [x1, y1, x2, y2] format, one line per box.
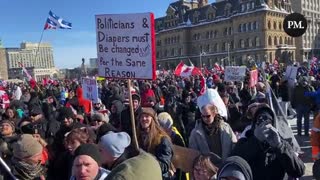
[155, 0, 296, 68]
[292, 0, 320, 61]
[6, 42, 57, 80]
[0, 48, 8, 80]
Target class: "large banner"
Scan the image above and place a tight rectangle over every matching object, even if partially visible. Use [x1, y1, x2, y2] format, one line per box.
[82, 77, 98, 103]
[224, 66, 246, 82]
[96, 13, 156, 80]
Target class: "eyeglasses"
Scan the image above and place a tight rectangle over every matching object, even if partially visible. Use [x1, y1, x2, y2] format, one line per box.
[201, 115, 211, 118]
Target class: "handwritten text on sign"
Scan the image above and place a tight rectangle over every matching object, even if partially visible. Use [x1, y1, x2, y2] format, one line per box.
[96, 13, 156, 80]
[224, 66, 246, 82]
[82, 77, 98, 103]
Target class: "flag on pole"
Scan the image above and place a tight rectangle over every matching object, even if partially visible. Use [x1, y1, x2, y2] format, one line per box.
[18, 62, 32, 81]
[44, 11, 72, 30]
[174, 61, 201, 77]
[174, 61, 206, 95]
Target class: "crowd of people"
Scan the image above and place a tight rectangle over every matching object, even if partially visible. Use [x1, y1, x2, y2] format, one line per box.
[0, 61, 319, 180]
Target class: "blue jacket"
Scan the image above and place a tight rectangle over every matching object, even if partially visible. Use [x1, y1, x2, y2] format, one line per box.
[305, 88, 320, 105]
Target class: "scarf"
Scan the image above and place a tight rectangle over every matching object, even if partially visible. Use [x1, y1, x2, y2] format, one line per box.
[11, 158, 43, 180]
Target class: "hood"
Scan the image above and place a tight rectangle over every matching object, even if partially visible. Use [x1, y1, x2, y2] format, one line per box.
[111, 100, 124, 114]
[111, 86, 120, 96]
[217, 156, 252, 180]
[76, 87, 83, 99]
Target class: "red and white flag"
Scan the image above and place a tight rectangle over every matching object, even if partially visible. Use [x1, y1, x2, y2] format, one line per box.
[18, 62, 32, 81]
[174, 62, 201, 77]
[174, 61, 207, 95]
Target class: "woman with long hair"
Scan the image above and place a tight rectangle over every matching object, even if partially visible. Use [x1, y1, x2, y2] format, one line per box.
[189, 104, 237, 161]
[137, 107, 174, 180]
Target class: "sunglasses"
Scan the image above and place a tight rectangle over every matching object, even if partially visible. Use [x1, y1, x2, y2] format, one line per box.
[201, 115, 211, 118]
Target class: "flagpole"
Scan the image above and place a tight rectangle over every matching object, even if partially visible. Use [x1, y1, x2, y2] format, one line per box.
[35, 29, 45, 61]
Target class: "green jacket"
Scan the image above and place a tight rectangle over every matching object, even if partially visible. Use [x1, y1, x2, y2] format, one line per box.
[106, 150, 162, 180]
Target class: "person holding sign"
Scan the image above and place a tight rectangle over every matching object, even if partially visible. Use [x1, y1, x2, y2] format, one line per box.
[137, 108, 174, 180]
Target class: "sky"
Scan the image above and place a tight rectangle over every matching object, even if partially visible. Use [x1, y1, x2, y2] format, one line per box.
[0, 0, 214, 69]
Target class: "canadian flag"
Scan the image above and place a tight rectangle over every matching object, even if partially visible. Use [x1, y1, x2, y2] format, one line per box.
[174, 62, 201, 77]
[213, 63, 224, 73]
[174, 61, 206, 95]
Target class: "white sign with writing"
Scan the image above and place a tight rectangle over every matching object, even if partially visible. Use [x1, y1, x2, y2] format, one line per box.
[224, 66, 247, 82]
[96, 13, 156, 80]
[82, 77, 98, 103]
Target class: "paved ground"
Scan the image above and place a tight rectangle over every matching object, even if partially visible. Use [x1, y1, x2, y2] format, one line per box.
[288, 117, 314, 179]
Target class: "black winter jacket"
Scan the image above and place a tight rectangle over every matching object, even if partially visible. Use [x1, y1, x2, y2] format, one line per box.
[231, 130, 305, 180]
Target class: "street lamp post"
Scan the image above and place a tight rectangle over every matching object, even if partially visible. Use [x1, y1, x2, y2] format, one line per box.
[227, 43, 230, 66]
[200, 51, 206, 69]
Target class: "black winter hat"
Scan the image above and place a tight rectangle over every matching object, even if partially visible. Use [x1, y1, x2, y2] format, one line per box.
[30, 106, 43, 116]
[58, 107, 74, 121]
[74, 143, 102, 166]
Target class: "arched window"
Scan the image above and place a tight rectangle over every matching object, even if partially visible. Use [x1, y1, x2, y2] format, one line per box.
[248, 38, 253, 47]
[285, 37, 288, 44]
[238, 24, 242, 32]
[279, 36, 283, 44]
[273, 21, 277, 30]
[248, 22, 252, 31]
[268, 21, 271, 29]
[278, 22, 282, 30]
[214, 43, 218, 52]
[268, 36, 272, 46]
[243, 24, 247, 32]
[222, 42, 226, 51]
[253, 21, 257, 30]
[240, 39, 245, 48]
[274, 36, 278, 45]
[255, 37, 260, 47]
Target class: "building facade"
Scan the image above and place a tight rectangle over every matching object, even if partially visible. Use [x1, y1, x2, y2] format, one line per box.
[89, 58, 98, 68]
[155, 0, 296, 68]
[0, 48, 8, 80]
[8, 67, 58, 82]
[292, 0, 320, 61]
[6, 42, 56, 81]
[6, 42, 55, 69]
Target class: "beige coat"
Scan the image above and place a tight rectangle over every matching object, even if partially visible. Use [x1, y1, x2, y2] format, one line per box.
[189, 120, 237, 161]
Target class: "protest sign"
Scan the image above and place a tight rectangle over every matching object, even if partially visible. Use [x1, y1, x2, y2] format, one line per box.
[285, 66, 298, 87]
[224, 66, 246, 82]
[96, 13, 156, 80]
[82, 77, 98, 103]
[249, 69, 258, 87]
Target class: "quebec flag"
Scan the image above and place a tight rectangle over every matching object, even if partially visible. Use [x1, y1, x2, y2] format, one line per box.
[44, 11, 72, 30]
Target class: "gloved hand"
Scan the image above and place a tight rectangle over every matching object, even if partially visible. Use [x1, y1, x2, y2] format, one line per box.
[265, 124, 282, 148]
[254, 122, 269, 142]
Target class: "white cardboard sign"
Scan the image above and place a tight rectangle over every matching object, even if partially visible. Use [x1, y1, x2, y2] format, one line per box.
[96, 13, 156, 80]
[224, 66, 247, 82]
[82, 77, 98, 103]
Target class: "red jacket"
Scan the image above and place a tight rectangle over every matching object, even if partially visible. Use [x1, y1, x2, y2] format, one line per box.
[76, 87, 92, 114]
